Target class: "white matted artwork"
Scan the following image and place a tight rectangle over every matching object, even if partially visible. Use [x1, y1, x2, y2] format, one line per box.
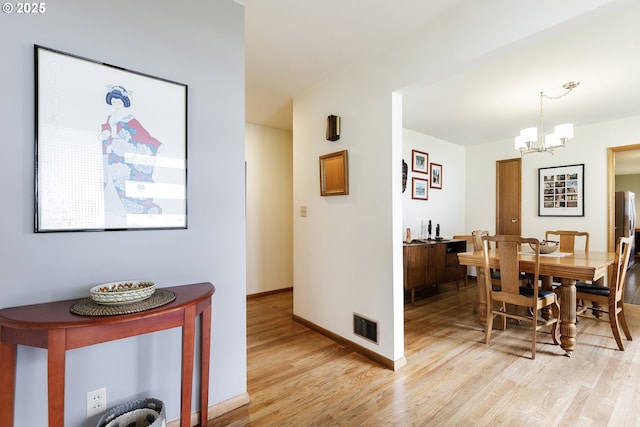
[35, 45, 187, 232]
[411, 149, 428, 174]
[412, 177, 428, 200]
[430, 163, 442, 189]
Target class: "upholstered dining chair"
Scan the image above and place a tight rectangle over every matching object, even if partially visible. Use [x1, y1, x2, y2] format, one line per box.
[481, 234, 560, 359]
[575, 235, 634, 351]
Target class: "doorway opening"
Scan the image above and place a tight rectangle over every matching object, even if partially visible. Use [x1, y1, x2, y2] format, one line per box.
[607, 144, 640, 252]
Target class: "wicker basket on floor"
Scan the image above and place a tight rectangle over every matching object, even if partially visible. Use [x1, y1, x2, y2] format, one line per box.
[96, 397, 166, 427]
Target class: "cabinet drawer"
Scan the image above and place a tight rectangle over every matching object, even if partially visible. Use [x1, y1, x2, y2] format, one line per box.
[447, 264, 466, 276]
[446, 253, 459, 267]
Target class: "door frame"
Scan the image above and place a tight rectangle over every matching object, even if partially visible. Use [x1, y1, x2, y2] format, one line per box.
[607, 144, 640, 251]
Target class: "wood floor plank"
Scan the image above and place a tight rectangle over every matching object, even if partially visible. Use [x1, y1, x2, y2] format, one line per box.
[209, 280, 640, 426]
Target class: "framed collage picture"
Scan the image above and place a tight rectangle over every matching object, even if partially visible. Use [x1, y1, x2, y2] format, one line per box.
[538, 164, 584, 216]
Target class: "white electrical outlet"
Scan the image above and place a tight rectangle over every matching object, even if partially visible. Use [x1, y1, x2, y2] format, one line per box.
[86, 387, 107, 418]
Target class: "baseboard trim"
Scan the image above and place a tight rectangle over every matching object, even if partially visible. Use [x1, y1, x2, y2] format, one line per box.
[166, 392, 251, 427]
[292, 314, 405, 371]
[247, 287, 293, 299]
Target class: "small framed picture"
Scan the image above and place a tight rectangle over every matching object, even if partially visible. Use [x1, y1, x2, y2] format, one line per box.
[411, 177, 428, 200]
[411, 150, 428, 174]
[430, 163, 442, 189]
[319, 150, 349, 196]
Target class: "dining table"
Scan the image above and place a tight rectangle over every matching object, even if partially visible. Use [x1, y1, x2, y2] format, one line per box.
[457, 249, 615, 356]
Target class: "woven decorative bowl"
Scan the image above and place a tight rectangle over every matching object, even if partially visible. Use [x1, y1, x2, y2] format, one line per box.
[90, 280, 156, 305]
[530, 241, 559, 254]
[97, 398, 165, 427]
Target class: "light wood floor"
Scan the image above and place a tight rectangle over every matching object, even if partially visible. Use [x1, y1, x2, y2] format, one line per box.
[624, 260, 640, 304]
[209, 278, 640, 426]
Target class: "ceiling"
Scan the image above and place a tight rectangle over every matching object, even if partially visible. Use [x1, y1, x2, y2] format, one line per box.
[242, 0, 640, 171]
[243, 0, 461, 131]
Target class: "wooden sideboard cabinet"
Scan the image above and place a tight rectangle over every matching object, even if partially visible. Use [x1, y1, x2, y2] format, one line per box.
[403, 239, 467, 304]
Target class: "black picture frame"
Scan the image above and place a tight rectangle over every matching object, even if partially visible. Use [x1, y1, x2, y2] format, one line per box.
[538, 164, 584, 217]
[35, 45, 188, 232]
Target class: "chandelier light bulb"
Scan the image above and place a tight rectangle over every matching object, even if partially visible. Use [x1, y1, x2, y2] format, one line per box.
[545, 133, 562, 148]
[520, 127, 538, 143]
[554, 123, 574, 140]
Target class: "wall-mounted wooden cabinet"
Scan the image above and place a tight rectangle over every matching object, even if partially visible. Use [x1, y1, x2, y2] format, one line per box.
[403, 239, 467, 304]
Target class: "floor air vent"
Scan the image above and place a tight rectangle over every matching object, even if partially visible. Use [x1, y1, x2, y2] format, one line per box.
[353, 313, 378, 344]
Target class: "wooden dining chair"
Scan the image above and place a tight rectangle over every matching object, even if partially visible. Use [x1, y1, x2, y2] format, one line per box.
[472, 231, 499, 287]
[453, 234, 474, 288]
[481, 234, 560, 359]
[545, 230, 590, 287]
[545, 230, 590, 253]
[575, 235, 634, 350]
[472, 230, 527, 289]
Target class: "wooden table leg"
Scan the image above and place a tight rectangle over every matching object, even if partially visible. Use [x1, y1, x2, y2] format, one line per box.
[199, 303, 212, 426]
[0, 329, 17, 427]
[48, 329, 66, 427]
[591, 275, 605, 318]
[181, 306, 196, 427]
[559, 278, 577, 356]
[476, 268, 488, 326]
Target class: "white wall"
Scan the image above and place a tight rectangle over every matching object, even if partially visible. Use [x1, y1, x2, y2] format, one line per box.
[246, 124, 293, 294]
[0, 1, 246, 425]
[465, 115, 640, 251]
[294, 77, 402, 360]
[403, 129, 466, 239]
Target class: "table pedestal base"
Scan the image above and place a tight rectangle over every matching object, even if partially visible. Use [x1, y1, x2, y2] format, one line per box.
[558, 278, 577, 356]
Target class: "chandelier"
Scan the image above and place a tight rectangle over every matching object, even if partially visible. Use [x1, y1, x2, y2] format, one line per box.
[515, 81, 580, 155]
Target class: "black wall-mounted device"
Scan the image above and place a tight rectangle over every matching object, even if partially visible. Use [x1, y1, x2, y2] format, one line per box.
[326, 115, 341, 141]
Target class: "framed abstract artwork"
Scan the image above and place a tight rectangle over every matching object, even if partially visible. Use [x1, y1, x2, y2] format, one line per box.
[538, 164, 584, 217]
[35, 45, 188, 232]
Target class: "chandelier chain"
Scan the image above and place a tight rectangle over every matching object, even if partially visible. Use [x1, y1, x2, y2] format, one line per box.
[541, 81, 580, 100]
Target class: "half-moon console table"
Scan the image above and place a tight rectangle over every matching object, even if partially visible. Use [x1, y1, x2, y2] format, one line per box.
[0, 282, 214, 427]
